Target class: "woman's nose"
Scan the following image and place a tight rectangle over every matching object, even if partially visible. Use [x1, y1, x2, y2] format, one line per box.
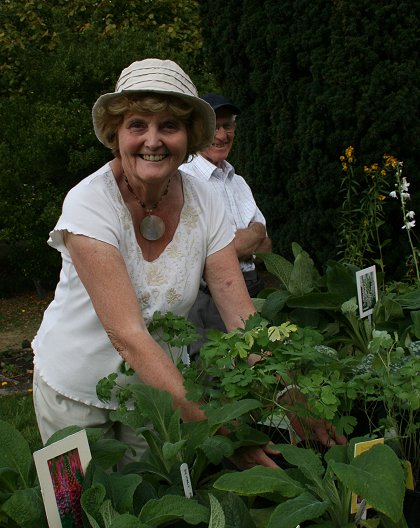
[144, 127, 162, 148]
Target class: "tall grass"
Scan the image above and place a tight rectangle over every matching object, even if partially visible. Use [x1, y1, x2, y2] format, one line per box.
[0, 394, 42, 452]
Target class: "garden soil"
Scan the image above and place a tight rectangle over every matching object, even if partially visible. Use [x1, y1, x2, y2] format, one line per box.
[0, 291, 53, 396]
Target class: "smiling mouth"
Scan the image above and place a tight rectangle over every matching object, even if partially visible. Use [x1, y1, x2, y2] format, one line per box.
[211, 143, 229, 149]
[140, 154, 168, 161]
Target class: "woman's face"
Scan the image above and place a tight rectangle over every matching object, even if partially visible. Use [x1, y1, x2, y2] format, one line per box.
[117, 110, 188, 183]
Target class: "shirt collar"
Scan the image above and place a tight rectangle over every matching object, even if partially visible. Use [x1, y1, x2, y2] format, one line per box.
[195, 154, 235, 182]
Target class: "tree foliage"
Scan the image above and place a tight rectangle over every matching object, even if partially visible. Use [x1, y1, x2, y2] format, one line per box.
[0, 0, 211, 294]
[200, 0, 420, 273]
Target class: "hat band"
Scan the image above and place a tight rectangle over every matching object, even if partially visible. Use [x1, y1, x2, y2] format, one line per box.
[117, 66, 196, 97]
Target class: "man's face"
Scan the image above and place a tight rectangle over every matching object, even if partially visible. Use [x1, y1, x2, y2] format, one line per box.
[200, 108, 236, 168]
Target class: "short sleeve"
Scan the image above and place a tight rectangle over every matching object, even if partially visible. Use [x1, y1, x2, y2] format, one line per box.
[48, 173, 121, 254]
[202, 180, 235, 256]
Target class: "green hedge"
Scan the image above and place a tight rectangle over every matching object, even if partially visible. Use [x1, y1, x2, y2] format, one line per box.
[200, 0, 420, 274]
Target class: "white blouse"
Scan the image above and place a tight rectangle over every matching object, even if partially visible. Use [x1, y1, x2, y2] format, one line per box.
[33, 163, 233, 408]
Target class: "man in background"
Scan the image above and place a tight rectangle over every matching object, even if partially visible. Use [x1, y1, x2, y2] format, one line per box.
[180, 93, 272, 358]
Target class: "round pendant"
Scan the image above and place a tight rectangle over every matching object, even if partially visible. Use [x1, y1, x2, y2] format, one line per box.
[140, 215, 165, 241]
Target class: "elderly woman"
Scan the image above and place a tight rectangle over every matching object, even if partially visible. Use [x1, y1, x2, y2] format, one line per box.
[33, 59, 344, 467]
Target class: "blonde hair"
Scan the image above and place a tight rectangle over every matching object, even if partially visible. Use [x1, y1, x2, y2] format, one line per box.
[94, 93, 208, 160]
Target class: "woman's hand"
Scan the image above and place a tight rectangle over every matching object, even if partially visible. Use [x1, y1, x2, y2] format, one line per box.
[279, 387, 347, 447]
[229, 443, 280, 469]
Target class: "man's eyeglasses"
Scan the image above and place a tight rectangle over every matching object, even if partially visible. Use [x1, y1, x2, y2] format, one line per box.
[215, 120, 236, 133]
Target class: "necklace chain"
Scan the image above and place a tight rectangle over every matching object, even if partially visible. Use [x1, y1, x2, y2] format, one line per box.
[124, 174, 171, 214]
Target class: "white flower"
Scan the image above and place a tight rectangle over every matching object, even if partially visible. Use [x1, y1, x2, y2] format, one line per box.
[402, 220, 416, 230]
[389, 190, 397, 198]
[402, 177, 410, 192]
[406, 211, 415, 219]
[402, 192, 411, 200]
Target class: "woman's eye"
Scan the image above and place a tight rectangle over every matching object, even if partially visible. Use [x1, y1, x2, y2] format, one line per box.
[130, 120, 147, 130]
[162, 121, 180, 131]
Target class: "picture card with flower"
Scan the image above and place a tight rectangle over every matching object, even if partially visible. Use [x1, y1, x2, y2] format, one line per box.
[33, 430, 91, 528]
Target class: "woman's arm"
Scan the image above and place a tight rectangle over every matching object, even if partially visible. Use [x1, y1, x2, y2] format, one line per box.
[64, 231, 205, 423]
[203, 242, 256, 331]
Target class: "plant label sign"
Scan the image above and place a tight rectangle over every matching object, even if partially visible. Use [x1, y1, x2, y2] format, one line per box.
[180, 462, 193, 498]
[33, 430, 92, 528]
[356, 265, 378, 319]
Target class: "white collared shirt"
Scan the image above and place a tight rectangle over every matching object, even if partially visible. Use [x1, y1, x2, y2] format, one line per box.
[180, 154, 266, 272]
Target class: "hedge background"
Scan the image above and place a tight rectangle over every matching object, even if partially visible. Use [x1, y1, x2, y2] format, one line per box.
[200, 0, 420, 273]
[0, 0, 419, 295]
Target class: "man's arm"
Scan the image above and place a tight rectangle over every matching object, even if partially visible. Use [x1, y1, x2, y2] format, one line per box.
[234, 221, 272, 261]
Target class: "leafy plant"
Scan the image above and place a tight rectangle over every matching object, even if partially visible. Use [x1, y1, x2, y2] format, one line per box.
[213, 441, 407, 528]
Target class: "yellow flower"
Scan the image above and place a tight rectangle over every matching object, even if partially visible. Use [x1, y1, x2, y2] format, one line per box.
[345, 145, 355, 163]
[378, 195, 386, 201]
[384, 154, 399, 169]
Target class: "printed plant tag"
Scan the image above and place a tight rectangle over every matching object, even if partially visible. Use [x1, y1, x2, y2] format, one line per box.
[180, 462, 193, 498]
[356, 266, 378, 319]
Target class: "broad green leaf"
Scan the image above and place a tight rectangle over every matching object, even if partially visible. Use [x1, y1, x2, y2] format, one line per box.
[330, 444, 405, 522]
[267, 492, 330, 528]
[215, 491, 257, 528]
[206, 399, 262, 429]
[208, 494, 226, 528]
[90, 438, 128, 469]
[162, 440, 186, 460]
[198, 435, 234, 465]
[395, 289, 420, 310]
[325, 260, 357, 299]
[0, 467, 20, 499]
[275, 444, 325, 481]
[138, 495, 209, 526]
[0, 419, 32, 488]
[109, 513, 146, 527]
[257, 252, 293, 289]
[261, 290, 290, 320]
[107, 473, 143, 514]
[287, 292, 344, 310]
[45, 425, 83, 445]
[289, 251, 317, 296]
[213, 466, 305, 497]
[99, 499, 119, 526]
[410, 310, 420, 339]
[81, 483, 107, 528]
[2, 487, 46, 528]
[126, 385, 178, 442]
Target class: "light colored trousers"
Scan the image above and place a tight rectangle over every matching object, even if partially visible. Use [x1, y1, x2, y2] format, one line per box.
[33, 368, 147, 465]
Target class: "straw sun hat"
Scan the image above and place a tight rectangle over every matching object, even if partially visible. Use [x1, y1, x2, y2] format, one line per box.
[92, 58, 215, 149]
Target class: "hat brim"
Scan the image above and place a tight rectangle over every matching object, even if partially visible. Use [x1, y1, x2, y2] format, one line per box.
[92, 89, 215, 150]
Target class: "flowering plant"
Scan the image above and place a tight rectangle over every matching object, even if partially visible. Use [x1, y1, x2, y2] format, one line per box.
[338, 147, 419, 283]
[389, 160, 420, 281]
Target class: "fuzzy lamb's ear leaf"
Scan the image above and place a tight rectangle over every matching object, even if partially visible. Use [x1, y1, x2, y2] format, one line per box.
[1, 487, 46, 528]
[208, 494, 226, 528]
[330, 444, 405, 523]
[267, 492, 330, 528]
[197, 435, 235, 466]
[138, 495, 209, 525]
[206, 399, 262, 430]
[256, 252, 293, 290]
[270, 444, 325, 482]
[90, 438, 128, 469]
[289, 250, 318, 296]
[0, 419, 33, 488]
[213, 466, 305, 497]
[81, 483, 107, 528]
[107, 473, 143, 515]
